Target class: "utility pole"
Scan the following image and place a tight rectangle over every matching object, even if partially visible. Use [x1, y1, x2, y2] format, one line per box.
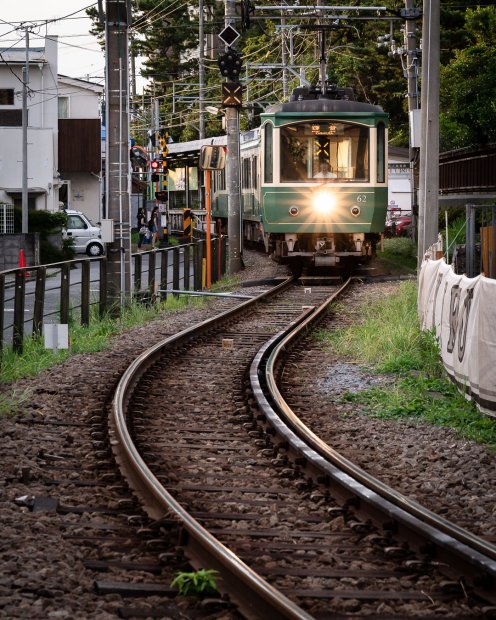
[104, 0, 132, 312]
[403, 0, 420, 242]
[199, 0, 206, 139]
[224, 0, 243, 273]
[281, 16, 288, 100]
[418, 0, 440, 265]
[21, 26, 29, 235]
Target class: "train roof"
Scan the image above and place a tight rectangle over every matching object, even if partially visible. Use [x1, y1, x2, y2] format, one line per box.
[265, 98, 384, 115]
[166, 130, 259, 167]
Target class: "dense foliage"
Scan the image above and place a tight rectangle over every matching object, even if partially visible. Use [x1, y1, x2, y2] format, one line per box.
[88, 1, 494, 150]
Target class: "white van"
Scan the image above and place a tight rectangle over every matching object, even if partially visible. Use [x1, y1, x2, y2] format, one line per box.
[64, 210, 105, 257]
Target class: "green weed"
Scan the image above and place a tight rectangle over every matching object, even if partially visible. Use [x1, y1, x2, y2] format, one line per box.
[319, 281, 496, 449]
[0, 388, 32, 418]
[170, 569, 219, 596]
[377, 238, 418, 272]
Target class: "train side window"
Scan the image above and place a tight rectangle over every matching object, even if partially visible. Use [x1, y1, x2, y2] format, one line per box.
[377, 122, 386, 183]
[242, 158, 251, 189]
[218, 168, 226, 191]
[252, 156, 258, 189]
[264, 123, 273, 183]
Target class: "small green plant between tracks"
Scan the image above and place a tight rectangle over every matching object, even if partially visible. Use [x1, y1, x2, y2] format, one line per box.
[316, 280, 496, 450]
[171, 569, 219, 596]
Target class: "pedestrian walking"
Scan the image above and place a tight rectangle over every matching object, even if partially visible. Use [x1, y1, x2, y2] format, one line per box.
[137, 207, 147, 250]
[149, 206, 159, 249]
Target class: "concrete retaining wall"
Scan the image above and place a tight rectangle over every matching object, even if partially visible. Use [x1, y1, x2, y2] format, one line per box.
[0, 234, 40, 271]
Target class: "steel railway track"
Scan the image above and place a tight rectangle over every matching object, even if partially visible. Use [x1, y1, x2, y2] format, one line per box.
[111, 277, 496, 619]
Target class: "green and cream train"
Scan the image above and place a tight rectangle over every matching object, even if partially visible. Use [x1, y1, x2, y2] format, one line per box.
[170, 87, 389, 270]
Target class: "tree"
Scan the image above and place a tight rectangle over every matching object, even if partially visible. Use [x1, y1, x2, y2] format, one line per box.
[440, 7, 496, 150]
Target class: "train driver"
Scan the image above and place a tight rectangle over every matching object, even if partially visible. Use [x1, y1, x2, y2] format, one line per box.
[314, 161, 337, 179]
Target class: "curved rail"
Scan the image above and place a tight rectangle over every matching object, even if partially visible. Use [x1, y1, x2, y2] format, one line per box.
[249, 279, 496, 597]
[111, 277, 317, 620]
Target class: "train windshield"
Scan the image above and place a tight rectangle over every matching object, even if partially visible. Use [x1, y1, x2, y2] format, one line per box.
[280, 121, 369, 182]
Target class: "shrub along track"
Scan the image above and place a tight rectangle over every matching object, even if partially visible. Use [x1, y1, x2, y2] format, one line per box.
[114, 277, 495, 619]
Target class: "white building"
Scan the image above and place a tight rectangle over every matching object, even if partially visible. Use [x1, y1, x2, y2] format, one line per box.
[0, 37, 103, 222]
[388, 146, 412, 214]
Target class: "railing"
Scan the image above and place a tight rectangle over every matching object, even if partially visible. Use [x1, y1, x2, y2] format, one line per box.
[440, 144, 496, 195]
[0, 234, 228, 354]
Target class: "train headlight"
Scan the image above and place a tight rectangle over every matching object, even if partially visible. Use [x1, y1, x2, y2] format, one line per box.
[312, 189, 337, 214]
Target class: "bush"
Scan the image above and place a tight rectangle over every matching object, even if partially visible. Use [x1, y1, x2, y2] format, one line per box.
[13, 207, 74, 262]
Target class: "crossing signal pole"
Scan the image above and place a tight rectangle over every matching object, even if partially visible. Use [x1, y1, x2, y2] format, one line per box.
[220, 6, 243, 274]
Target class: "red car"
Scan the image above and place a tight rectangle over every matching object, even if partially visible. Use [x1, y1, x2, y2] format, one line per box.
[385, 209, 412, 237]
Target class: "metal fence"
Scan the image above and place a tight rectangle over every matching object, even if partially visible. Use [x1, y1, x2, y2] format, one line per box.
[0, 234, 227, 354]
[0, 203, 14, 234]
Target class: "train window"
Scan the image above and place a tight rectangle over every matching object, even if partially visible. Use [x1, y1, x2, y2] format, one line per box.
[217, 168, 226, 191]
[280, 122, 369, 183]
[264, 123, 273, 183]
[242, 158, 251, 189]
[252, 157, 258, 189]
[377, 122, 386, 183]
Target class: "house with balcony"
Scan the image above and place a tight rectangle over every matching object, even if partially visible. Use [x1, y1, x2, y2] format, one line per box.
[0, 36, 103, 225]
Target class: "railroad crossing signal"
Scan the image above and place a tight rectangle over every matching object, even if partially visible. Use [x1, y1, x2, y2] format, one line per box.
[150, 159, 160, 182]
[222, 82, 243, 107]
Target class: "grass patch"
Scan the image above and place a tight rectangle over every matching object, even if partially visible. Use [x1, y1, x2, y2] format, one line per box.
[377, 238, 418, 272]
[0, 388, 32, 418]
[318, 281, 496, 449]
[0, 293, 204, 384]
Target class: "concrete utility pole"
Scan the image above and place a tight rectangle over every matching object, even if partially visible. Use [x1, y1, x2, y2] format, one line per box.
[21, 27, 29, 234]
[225, 0, 243, 273]
[105, 0, 132, 311]
[199, 0, 206, 139]
[403, 0, 420, 241]
[418, 0, 440, 265]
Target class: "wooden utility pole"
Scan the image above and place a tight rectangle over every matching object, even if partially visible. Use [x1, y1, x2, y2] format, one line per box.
[418, 0, 440, 265]
[104, 0, 132, 312]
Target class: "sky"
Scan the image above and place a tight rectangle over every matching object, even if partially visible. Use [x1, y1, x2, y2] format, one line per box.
[0, 1, 107, 86]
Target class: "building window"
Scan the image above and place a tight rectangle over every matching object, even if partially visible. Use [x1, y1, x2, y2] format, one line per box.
[58, 97, 69, 119]
[0, 110, 22, 126]
[0, 89, 14, 105]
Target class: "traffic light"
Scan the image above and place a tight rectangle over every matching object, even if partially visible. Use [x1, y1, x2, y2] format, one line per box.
[150, 159, 160, 182]
[222, 82, 243, 107]
[218, 50, 243, 81]
[155, 191, 167, 202]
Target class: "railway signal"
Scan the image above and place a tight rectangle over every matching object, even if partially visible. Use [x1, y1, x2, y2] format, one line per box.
[150, 159, 160, 182]
[222, 82, 243, 107]
[218, 49, 243, 81]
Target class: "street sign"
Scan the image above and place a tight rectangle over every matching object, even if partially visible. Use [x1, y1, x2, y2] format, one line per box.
[219, 25, 240, 47]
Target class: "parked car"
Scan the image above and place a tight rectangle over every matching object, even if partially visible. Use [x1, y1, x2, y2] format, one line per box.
[385, 208, 412, 238]
[63, 210, 105, 256]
